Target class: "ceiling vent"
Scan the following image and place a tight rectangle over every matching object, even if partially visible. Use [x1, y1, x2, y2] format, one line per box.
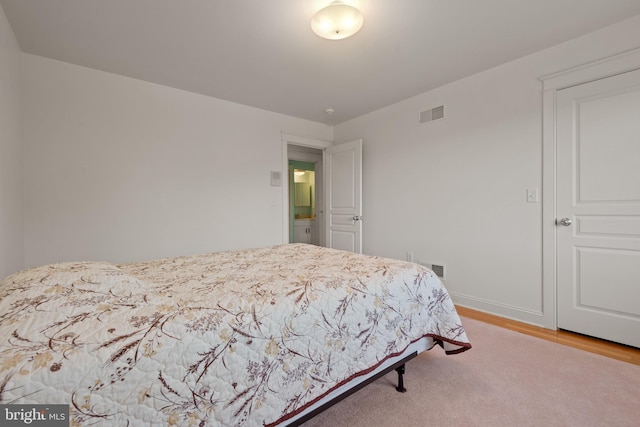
[419, 105, 445, 124]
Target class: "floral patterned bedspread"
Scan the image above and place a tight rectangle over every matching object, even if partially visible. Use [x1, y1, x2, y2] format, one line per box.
[0, 244, 470, 426]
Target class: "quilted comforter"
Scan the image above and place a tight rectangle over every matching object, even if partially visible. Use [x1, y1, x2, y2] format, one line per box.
[0, 244, 470, 426]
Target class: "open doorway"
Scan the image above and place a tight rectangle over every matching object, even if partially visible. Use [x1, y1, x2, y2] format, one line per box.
[281, 134, 333, 246]
[288, 145, 323, 245]
[281, 134, 363, 253]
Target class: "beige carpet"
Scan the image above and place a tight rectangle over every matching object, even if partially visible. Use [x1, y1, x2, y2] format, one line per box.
[301, 317, 640, 427]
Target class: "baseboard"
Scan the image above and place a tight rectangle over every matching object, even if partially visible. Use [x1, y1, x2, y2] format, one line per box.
[449, 292, 549, 329]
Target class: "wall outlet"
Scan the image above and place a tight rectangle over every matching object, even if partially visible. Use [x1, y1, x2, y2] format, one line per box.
[527, 188, 538, 203]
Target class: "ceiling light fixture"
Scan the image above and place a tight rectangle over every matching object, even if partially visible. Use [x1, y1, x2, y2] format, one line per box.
[311, 1, 364, 40]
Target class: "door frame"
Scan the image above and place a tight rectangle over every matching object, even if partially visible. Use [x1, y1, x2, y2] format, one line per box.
[540, 47, 640, 330]
[281, 133, 333, 245]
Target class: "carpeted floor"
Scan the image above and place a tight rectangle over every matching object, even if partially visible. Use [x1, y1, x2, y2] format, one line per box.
[301, 317, 640, 426]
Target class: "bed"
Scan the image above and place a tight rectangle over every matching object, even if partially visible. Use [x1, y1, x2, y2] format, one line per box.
[0, 243, 471, 426]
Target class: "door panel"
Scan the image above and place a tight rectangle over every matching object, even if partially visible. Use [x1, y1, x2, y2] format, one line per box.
[576, 88, 640, 202]
[576, 216, 640, 237]
[576, 247, 640, 316]
[325, 140, 362, 253]
[556, 68, 640, 348]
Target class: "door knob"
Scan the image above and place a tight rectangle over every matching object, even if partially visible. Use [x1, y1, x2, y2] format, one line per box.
[557, 218, 572, 226]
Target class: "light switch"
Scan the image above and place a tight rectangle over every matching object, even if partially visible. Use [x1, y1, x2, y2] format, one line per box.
[527, 188, 538, 203]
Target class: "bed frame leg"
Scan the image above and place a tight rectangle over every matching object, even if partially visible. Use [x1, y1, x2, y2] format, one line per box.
[395, 364, 407, 393]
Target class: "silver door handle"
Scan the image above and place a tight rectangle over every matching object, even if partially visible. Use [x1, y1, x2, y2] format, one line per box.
[353, 215, 363, 221]
[557, 218, 572, 226]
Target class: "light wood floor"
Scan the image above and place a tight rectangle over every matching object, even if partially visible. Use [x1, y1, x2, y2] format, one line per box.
[456, 306, 640, 366]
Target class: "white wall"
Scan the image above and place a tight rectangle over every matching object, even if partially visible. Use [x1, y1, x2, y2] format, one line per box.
[21, 54, 332, 267]
[10, 9, 640, 328]
[334, 15, 640, 326]
[0, 5, 23, 280]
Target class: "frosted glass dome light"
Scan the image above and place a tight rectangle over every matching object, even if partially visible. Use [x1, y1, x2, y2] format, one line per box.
[311, 1, 364, 40]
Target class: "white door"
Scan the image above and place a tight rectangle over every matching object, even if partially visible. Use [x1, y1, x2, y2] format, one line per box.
[556, 68, 640, 348]
[324, 139, 363, 253]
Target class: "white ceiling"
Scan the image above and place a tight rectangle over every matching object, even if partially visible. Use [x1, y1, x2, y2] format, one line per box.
[3, 0, 640, 125]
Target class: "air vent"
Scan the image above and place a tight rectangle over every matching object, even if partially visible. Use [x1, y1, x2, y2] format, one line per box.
[419, 261, 446, 279]
[431, 264, 445, 278]
[419, 105, 445, 124]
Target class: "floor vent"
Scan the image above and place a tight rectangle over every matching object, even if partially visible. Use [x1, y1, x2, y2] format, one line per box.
[419, 105, 445, 124]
